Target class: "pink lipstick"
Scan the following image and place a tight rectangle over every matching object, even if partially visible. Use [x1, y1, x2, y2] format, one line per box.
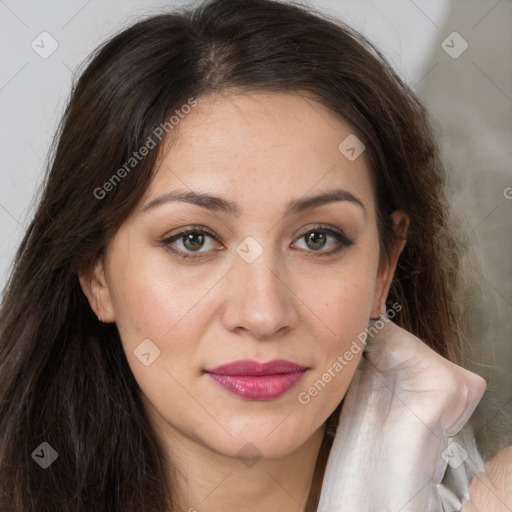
[205, 359, 308, 400]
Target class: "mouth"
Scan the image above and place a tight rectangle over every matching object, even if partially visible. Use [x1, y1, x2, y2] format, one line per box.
[204, 359, 309, 401]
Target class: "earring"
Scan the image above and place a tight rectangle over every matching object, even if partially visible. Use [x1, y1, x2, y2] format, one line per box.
[98, 315, 103, 323]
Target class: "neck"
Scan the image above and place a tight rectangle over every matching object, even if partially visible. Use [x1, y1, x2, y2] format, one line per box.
[153, 419, 325, 512]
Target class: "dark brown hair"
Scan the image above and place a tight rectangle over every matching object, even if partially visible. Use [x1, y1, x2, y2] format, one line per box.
[0, 0, 463, 510]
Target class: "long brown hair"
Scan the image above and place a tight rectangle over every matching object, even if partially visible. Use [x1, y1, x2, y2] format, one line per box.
[0, 0, 464, 510]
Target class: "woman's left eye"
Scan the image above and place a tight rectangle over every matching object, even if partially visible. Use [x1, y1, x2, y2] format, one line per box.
[292, 227, 354, 254]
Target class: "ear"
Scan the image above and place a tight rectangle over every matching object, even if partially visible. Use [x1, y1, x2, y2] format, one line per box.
[78, 259, 115, 323]
[369, 210, 409, 318]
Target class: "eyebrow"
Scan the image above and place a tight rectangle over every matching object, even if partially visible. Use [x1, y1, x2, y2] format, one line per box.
[141, 188, 366, 217]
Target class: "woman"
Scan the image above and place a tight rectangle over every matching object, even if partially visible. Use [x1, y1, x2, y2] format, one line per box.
[0, 0, 510, 510]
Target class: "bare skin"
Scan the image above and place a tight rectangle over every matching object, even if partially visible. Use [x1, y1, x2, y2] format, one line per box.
[464, 447, 512, 511]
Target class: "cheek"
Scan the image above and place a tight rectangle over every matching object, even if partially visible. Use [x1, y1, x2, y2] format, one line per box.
[319, 277, 374, 335]
[292, 252, 378, 413]
[299, 255, 378, 351]
[106, 259, 219, 425]
[106, 249, 220, 371]
[310, 278, 371, 370]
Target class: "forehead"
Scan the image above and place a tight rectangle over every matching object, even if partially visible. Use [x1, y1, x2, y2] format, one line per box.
[146, 91, 375, 214]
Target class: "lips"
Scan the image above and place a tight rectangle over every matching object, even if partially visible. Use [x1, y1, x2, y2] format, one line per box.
[204, 359, 308, 401]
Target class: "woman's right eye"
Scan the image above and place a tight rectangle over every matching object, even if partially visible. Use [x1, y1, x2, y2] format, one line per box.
[161, 227, 223, 260]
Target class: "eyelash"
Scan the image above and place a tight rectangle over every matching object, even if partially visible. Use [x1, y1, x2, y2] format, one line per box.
[160, 224, 355, 261]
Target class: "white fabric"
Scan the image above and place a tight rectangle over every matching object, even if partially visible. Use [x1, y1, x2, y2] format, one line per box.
[318, 320, 487, 512]
[438, 424, 486, 511]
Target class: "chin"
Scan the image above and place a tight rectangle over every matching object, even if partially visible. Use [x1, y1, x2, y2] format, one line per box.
[202, 417, 322, 462]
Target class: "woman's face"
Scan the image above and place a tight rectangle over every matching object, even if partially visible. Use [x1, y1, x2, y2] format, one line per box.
[82, 92, 404, 461]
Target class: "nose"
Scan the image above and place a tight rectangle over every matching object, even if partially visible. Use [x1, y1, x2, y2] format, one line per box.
[221, 248, 299, 340]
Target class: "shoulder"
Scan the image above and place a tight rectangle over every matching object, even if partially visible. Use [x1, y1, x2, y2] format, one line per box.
[463, 445, 512, 511]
